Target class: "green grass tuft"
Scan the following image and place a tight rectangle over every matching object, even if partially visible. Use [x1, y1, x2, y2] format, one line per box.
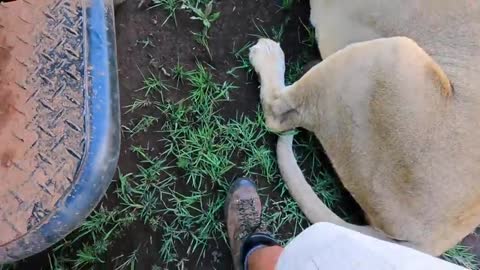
[181, 1, 220, 57]
[227, 41, 255, 78]
[171, 61, 189, 84]
[136, 37, 155, 48]
[138, 71, 171, 99]
[254, 21, 286, 43]
[279, 0, 295, 10]
[112, 247, 140, 270]
[73, 243, 106, 269]
[150, 0, 181, 26]
[300, 19, 317, 48]
[443, 244, 479, 270]
[124, 98, 159, 114]
[123, 115, 159, 138]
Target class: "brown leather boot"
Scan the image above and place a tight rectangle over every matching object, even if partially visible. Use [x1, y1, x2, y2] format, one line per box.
[225, 178, 263, 270]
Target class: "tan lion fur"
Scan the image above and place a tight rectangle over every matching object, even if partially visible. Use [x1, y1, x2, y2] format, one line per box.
[249, 0, 480, 256]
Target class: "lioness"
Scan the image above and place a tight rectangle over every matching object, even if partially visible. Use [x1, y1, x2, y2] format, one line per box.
[249, 0, 480, 256]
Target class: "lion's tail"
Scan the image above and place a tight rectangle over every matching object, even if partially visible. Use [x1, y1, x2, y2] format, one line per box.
[276, 134, 347, 226]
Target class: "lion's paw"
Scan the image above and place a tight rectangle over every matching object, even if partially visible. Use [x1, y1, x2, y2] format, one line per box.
[249, 38, 285, 76]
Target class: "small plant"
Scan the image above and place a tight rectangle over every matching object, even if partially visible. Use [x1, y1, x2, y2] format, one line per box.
[161, 191, 227, 262]
[118, 146, 174, 223]
[48, 253, 67, 270]
[264, 197, 309, 241]
[138, 71, 170, 98]
[241, 145, 276, 182]
[73, 243, 106, 269]
[123, 115, 159, 137]
[253, 17, 288, 42]
[285, 58, 304, 85]
[300, 19, 317, 48]
[182, 1, 220, 57]
[184, 1, 220, 30]
[158, 221, 183, 264]
[152, 264, 163, 270]
[443, 244, 479, 269]
[192, 30, 212, 56]
[279, 0, 295, 10]
[171, 61, 189, 84]
[113, 247, 140, 270]
[312, 171, 342, 209]
[186, 63, 233, 110]
[136, 37, 155, 48]
[124, 98, 159, 114]
[227, 41, 254, 78]
[150, 0, 180, 26]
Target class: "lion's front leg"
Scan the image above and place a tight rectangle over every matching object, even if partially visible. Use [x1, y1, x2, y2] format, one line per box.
[249, 39, 302, 132]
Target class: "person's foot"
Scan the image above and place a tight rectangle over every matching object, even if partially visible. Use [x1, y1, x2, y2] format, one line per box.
[225, 178, 263, 270]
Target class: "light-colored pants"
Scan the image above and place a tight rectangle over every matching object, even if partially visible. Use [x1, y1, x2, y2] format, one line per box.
[276, 223, 465, 270]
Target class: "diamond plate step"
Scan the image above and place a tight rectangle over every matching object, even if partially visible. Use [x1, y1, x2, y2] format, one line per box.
[0, 0, 120, 263]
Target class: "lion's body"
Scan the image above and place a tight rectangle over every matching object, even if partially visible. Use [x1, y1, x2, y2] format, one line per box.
[250, 0, 480, 255]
